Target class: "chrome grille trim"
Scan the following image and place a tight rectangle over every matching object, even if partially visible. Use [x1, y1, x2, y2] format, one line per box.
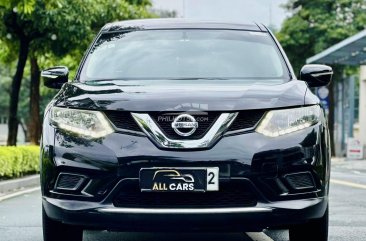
[131, 112, 238, 149]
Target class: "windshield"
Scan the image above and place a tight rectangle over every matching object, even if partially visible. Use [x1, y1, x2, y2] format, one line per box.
[79, 29, 289, 83]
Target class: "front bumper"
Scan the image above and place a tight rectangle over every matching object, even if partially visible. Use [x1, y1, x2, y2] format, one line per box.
[43, 194, 328, 231]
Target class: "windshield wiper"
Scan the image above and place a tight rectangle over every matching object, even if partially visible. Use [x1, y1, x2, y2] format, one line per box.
[167, 77, 229, 80]
[84, 78, 131, 82]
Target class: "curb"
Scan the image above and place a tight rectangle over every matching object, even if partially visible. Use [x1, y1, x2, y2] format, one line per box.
[332, 157, 366, 162]
[331, 157, 345, 163]
[0, 174, 40, 195]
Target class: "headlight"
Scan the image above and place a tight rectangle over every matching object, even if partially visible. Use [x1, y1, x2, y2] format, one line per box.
[50, 107, 114, 138]
[256, 105, 321, 137]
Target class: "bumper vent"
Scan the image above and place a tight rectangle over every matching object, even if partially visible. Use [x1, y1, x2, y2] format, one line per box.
[284, 172, 315, 190]
[113, 180, 257, 208]
[55, 173, 85, 191]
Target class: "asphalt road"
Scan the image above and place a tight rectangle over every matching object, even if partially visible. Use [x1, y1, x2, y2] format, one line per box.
[0, 160, 365, 241]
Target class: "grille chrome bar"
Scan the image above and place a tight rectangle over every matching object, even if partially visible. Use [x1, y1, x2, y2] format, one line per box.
[98, 207, 272, 214]
[131, 112, 238, 149]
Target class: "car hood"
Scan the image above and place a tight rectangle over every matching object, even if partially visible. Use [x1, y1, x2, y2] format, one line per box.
[55, 80, 309, 111]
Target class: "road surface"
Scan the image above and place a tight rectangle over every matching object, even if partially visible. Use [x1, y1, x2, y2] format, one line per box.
[0, 160, 365, 241]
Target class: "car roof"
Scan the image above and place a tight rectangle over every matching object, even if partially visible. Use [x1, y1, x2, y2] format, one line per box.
[101, 18, 266, 33]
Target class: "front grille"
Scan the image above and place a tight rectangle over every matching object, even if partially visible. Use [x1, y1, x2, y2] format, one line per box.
[149, 112, 220, 140]
[104, 110, 265, 137]
[113, 180, 257, 208]
[228, 110, 266, 131]
[104, 111, 142, 132]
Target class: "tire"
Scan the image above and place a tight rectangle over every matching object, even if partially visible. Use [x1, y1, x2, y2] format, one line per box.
[42, 206, 83, 241]
[289, 206, 329, 241]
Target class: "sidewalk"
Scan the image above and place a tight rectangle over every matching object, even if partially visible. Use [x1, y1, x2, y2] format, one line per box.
[0, 175, 40, 198]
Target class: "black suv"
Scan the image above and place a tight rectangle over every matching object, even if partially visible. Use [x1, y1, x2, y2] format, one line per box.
[40, 19, 332, 241]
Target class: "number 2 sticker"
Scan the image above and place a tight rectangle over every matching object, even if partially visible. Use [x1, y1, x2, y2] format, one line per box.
[206, 167, 219, 191]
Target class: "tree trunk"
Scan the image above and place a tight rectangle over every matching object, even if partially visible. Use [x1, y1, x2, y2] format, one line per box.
[7, 39, 29, 146]
[28, 56, 41, 145]
[19, 119, 28, 142]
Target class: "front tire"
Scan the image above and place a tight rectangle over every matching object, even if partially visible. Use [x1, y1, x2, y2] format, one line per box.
[42, 206, 83, 241]
[289, 206, 329, 241]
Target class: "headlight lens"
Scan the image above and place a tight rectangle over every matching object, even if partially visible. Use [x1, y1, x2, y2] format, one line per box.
[256, 105, 321, 137]
[50, 107, 114, 138]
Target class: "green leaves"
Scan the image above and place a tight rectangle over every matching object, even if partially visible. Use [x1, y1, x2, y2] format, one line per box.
[0, 0, 36, 14]
[277, 0, 366, 73]
[0, 146, 40, 178]
[18, 0, 36, 14]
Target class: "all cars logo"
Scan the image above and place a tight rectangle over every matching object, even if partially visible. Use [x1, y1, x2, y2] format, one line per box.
[152, 170, 195, 191]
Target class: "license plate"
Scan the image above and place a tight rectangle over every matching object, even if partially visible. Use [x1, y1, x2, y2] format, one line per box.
[139, 167, 219, 192]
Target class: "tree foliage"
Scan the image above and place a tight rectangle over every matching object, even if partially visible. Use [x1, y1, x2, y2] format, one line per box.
[0, 0, 153, 145]
[277, 0, 366, 74]
[0, 0, 153, 63]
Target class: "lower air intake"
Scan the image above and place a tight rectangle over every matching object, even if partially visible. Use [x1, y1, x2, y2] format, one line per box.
[284, 172, 315, 190]
[55, 173, 85, 191]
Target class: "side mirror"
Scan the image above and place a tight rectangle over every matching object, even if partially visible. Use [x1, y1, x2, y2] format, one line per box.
[41, 66, 69, 89]
[299, 64, 333, 87]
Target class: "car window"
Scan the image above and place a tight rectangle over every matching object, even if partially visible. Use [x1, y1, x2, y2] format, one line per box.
[80, 29, 289, 83]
